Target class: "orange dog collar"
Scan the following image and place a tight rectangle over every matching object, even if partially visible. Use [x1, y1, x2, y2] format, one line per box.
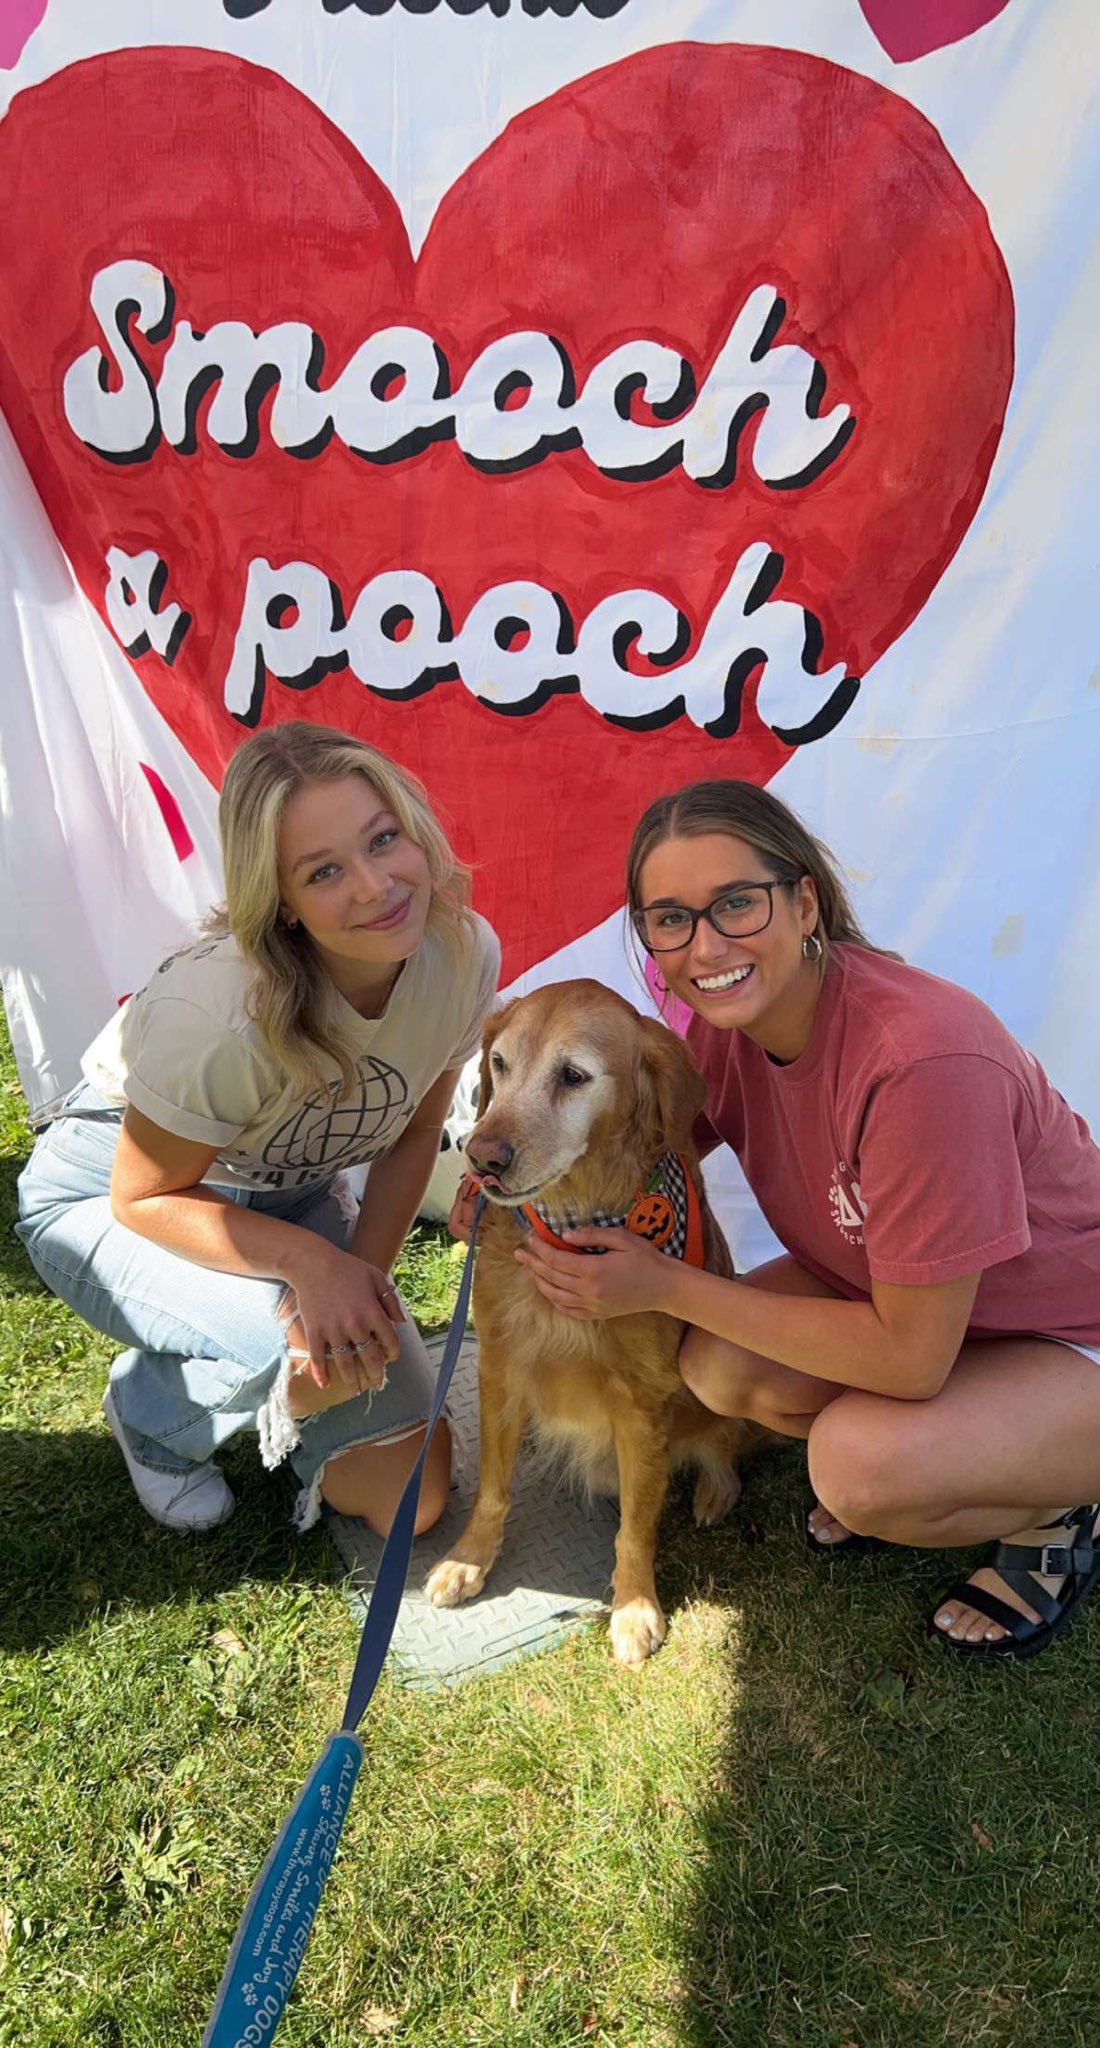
[513, 1150, 705, 1268]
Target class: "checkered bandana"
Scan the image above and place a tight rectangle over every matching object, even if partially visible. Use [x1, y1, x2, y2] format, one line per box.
[516, 1149, 696, 1260]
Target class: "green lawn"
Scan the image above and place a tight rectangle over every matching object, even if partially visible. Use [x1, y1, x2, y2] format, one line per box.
[1, 1022, 1098, 2047]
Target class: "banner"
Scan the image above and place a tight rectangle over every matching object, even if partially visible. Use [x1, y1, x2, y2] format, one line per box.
[0, 1, 1097, 1260]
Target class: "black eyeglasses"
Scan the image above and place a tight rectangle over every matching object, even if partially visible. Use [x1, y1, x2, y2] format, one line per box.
[632, 878, 800, 954]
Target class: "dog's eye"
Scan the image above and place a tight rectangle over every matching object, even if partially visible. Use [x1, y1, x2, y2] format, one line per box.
[559, 1065, 591, 1089]
[490, 1052, 507, 1076]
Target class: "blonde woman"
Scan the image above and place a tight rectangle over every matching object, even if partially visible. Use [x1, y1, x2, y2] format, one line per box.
[17, 723, 499, 1537]
[508, 780, 1100, 1664]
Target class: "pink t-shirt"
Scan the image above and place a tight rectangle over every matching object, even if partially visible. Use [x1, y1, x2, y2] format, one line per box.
[689, 944, 1100, 1348]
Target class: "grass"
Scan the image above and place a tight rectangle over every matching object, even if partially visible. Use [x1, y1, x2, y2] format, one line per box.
[2, 1021, 1100, 2046]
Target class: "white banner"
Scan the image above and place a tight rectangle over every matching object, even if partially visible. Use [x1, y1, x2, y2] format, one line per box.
[0, 0, 1097, 1261]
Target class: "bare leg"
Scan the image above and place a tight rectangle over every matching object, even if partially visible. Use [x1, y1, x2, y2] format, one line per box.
[678, 1255, 854, 1544]
[287, 1326, 451, 1539]
[806, 1338, 1100, 1645]
[678, 1254, 848, 1435]
[319, 1421, 452, 1538]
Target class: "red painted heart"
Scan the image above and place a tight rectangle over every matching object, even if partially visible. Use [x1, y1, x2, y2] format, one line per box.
[858, 1, 1014, 63]
[0, 44, 1012, 980]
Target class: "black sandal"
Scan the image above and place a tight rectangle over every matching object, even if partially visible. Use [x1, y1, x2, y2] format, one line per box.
[928, 1504, 1100, 1661]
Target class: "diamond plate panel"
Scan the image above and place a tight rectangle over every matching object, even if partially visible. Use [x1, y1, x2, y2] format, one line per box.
[328, 1334, 618, 1688]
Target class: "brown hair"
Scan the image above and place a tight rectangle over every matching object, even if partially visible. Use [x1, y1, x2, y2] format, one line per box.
[626, 779, 890, 970]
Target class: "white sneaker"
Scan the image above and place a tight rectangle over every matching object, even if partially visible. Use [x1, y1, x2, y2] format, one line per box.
[102, 1385, 235, 1532]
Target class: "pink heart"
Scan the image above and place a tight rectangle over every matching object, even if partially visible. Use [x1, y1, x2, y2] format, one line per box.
[859, 0, 1013, 62]
[0, 1, 48, 70]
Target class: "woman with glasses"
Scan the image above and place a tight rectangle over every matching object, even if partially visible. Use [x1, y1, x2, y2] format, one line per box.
[512, 779, 1100, 1663]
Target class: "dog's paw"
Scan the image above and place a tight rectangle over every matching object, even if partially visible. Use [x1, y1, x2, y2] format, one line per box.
[424, 1556, 489, 1607]
[609, 1597, 667, 1668]
[692, 1464, 742, 1528]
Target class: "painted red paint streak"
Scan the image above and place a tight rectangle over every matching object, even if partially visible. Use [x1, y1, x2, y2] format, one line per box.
[140, 762, 195, 860]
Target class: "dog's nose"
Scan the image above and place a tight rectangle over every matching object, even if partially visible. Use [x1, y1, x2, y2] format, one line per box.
[466, 1136, 514, 1176]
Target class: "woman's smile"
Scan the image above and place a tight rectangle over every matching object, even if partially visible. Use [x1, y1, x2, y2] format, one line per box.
[356, 895, 412, 933]
[691, 962, 756, 1000]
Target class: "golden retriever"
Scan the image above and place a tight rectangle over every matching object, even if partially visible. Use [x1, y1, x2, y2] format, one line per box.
[424, 979, 756, 1668]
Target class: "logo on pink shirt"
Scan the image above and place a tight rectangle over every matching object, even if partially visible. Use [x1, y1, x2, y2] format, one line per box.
[829, 1161, 868, 1245]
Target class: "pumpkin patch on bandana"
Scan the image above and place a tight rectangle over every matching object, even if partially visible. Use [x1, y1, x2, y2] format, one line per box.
[519, 1150, 705, 1268]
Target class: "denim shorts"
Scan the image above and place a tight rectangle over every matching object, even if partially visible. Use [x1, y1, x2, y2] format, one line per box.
[15, 1083, 440, 1528]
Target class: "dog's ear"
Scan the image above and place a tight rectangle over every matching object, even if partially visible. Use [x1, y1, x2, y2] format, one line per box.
[631, 1017, 708, 1158]
[475, 1000, 517, 1118]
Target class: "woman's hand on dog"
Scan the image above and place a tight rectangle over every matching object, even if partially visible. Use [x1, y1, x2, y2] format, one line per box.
[515, 1227, 674, 1318]
[448, 1175, 480, 1245]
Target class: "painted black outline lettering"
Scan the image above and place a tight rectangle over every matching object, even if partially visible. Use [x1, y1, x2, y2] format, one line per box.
[233, 575, 349, 729]
[285, 333, 336, 460]
[597, 357, 695, 485]
[694, 394, 768, 494]
[763, 605, 860, 745]
[358, 593, 459, 704]
[85, 282, 174, 467]
[742, 548, 784, 615]
[464, 337, 581, 477]
[344, 340, 453, 467]
[111, 552, 191, 663]
[473, 591, 577, 715]
[601, 609, 692, 732]
[166, 327, 329, 461]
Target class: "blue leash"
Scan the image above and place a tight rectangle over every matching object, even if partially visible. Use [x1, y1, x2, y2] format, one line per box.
[202, 1198, 483, 2047]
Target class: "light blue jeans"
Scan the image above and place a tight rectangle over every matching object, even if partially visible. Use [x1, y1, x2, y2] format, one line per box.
[15, 1084, 439, 1528]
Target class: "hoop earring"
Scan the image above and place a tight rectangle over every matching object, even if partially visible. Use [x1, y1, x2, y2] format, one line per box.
[802, 931, 823, 963]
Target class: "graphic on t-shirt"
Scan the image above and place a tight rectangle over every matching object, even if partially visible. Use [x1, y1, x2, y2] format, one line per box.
[829, 1160, 867, 1246]
[154, 934, 229, 979]
[261, 1057, 410, 1172]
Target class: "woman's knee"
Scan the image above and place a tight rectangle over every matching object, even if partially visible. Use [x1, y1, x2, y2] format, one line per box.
[680, 1327, 828, 1433]
[807, 1397, 921, 1535]
[319, 1419, 452, 1537]
[679, 1327, 761, 1419]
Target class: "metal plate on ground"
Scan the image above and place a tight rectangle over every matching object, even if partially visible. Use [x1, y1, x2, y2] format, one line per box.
[326, 1333, 618, 1688]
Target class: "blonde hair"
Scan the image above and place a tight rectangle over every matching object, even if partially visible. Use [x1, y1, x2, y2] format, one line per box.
[206, 722, 474, 1092]
[626, 779, 892, 973]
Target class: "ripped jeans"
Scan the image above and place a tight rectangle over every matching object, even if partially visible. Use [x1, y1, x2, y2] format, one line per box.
[15, 1084, 439, 1528]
